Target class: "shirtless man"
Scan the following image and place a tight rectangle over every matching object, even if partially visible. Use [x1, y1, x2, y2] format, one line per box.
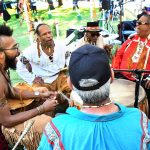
[0, 24, 58, 149]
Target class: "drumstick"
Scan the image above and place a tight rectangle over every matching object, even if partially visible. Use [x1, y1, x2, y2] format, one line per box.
[58, 91, 72, 102]
[12, 120, 35, 150]
[58, 91, 83, 109]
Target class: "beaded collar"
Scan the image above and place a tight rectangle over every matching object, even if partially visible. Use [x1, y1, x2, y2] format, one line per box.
[81, 101, 113, 108]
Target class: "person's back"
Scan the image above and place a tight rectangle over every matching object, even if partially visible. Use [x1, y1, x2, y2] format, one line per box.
[38, 44, 150, 150]
[39, 105, 150, 150]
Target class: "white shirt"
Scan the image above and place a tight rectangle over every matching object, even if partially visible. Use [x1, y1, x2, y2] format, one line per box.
[17, 41, 68, 85]
[76, 35, 105, 49]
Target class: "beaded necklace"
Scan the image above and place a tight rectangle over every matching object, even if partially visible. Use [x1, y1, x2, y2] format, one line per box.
[132, 37, 148, 63]
[81, 101, 113, 108]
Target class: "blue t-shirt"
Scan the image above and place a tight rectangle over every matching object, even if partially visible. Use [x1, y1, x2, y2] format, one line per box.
[38, 104, 150, 150]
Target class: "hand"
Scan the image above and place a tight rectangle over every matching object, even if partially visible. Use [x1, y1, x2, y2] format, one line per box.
[33, 76, 44, 84]
[34, 87, 49, 101]
[42, 99, 58, 112]
[144, 80, 150, 89]
[104, 44, 113, 58]
[69, 100, 75, 107]
[34, 87, 49, 93]
[40, 91, 57, 99]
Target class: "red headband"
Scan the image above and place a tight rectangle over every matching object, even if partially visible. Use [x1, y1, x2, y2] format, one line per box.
[86, 26, 100, 31]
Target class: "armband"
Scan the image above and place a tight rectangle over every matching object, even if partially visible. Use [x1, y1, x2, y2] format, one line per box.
[36, 105, 44, 115]
[20, 56, 29, 65]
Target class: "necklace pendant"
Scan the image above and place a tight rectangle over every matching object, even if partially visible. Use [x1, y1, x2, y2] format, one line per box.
[38, 58, 40, 64]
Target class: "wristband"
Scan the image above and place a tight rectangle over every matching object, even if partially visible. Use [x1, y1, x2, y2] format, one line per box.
[36, 105, 44, 115]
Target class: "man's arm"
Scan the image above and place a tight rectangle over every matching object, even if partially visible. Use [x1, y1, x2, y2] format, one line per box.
[17, 59, 35, 84]
[17, 46, 37, 84]
[12, 86, 56, 100]
[0, 78, 58, 127]
[17, 58, 45, 85]
[0, 104, 38, 127]
[0, 95, 58, 128]
[112, 39, 131, 69]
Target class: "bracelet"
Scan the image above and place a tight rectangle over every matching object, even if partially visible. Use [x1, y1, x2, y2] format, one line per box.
[36, 106, 41, 115]
[36, 105, 45, 115]
[40, 105, 45, 114]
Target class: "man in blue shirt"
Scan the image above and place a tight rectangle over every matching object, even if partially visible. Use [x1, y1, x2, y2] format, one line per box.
[38, 44, 150, 150]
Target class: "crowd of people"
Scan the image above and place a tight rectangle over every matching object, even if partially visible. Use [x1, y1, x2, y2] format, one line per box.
[0, 3, 150, 150]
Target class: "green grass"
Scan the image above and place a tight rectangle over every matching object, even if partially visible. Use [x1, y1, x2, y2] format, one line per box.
[0, 7, 98, 85]
[1, 7, 105, 47]
[0, 5, 131, 85]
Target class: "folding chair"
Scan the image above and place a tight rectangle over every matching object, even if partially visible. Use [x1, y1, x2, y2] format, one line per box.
[118, 20, 136, 43]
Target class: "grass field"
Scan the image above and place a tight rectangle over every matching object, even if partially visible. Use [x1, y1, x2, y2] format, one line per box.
[0, 1, 136, 85]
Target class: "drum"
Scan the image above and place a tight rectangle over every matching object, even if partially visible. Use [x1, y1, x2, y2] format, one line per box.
[32, 71, 70, 117]
[8, 83, 38, 114]
[2, 114, 51, 150]
[9, 82, 64, 117]
[110, 79, 149, 115]
[11, 75, 71, 117]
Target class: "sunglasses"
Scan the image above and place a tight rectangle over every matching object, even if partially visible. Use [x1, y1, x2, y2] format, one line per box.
[136, 21, 150, 26]
[90, 32, 100, 37]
